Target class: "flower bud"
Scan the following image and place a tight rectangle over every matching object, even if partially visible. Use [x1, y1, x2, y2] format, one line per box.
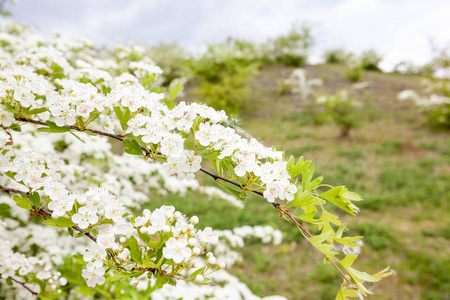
[218, 262, 226, 269]
[130, 278, 139, 288]
[120, 237, 126, 244]
[193, 247, 201, 255]
[190, 216, 199, 225]
[195, 275, 204, 283]
[208, 256, 216, 265]
[206, 252, 213, 259]
[189, 238, 197, 246]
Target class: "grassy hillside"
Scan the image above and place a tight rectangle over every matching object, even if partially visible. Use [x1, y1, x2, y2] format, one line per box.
[150, 64, 450, 300]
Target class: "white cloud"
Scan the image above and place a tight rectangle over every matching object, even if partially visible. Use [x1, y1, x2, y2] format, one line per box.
[4, 0, 450, 68]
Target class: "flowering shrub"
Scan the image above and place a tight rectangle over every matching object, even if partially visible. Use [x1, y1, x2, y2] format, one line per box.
[0, 21, 392, 299]
[315, 88, 365, 138]
[397, 80, 450, 129]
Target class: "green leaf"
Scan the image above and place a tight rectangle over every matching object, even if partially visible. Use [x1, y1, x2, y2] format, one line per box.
[169, 81, 183, 101]
[348, 267, 379, 282]
[9, 123, 21, 132]
[37, 121, 70, 133]
[308, 231, 338, 258]
[44, 217, 76, 227]
[155, 275, 169, 289]
[29, 192, 40, 208]
[13, 194, 32, 210]
[123, 139, 143, 156]
[5, 277, 13, 286]
[27, 107, 48, 115]
[339, 254, 358, 270]
[291, 190, 313, 207]
[302, 165, 315, 188]
[202, 150, 220, 160]
[286, 155, 295, 170]
[305, 175, 323, 192]
[342, 191, 363, 201]
[184, 139, 195, 151]
[288, 157, 311, 178]
[336, 287, 360, 300]
[73, 254, 87, 265]
[319, 186, 356, 215]
[0, 203, 11, 217]
[69, 132, 85, 143]
[113, 106, 131, 130]
[142, 73, 157, 86]
[128, 236, 142, 264]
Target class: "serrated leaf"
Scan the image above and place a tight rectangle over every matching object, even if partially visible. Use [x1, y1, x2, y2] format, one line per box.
[320, 186, 356, 215]
[44, 217, 76, 227]
[309, 231, 338, 258]
[286, 155, 295, 170]
[13, 194, 32, 210]
[305, 175, 323, 192]
[128, 236, 142, 264]
[291, 190, 313, 207]
[289, 157, 311, 178]
[302, 165, 315, 188]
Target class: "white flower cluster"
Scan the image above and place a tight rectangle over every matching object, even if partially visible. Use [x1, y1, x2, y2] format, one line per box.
[211, 225, 283, 266]
[0, 149, 63, 192]
[285, 68, 323, 100]
[0, 223, 67, 294]
[0, 66, 53, 109]
[397, 89, 450, 107]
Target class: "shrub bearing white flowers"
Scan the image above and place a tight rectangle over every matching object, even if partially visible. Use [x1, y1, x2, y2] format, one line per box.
[0, 21, 392, 299]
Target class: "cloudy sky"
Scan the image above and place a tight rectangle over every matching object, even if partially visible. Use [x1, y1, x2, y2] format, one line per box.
[3, 0, 450, 69]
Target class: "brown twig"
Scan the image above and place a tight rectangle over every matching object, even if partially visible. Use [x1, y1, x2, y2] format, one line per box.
[8, 277, 38, 296]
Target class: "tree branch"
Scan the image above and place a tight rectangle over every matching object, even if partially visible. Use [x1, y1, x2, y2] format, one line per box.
[8, 276, 38, 296]
[0, 184, 97, 243]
